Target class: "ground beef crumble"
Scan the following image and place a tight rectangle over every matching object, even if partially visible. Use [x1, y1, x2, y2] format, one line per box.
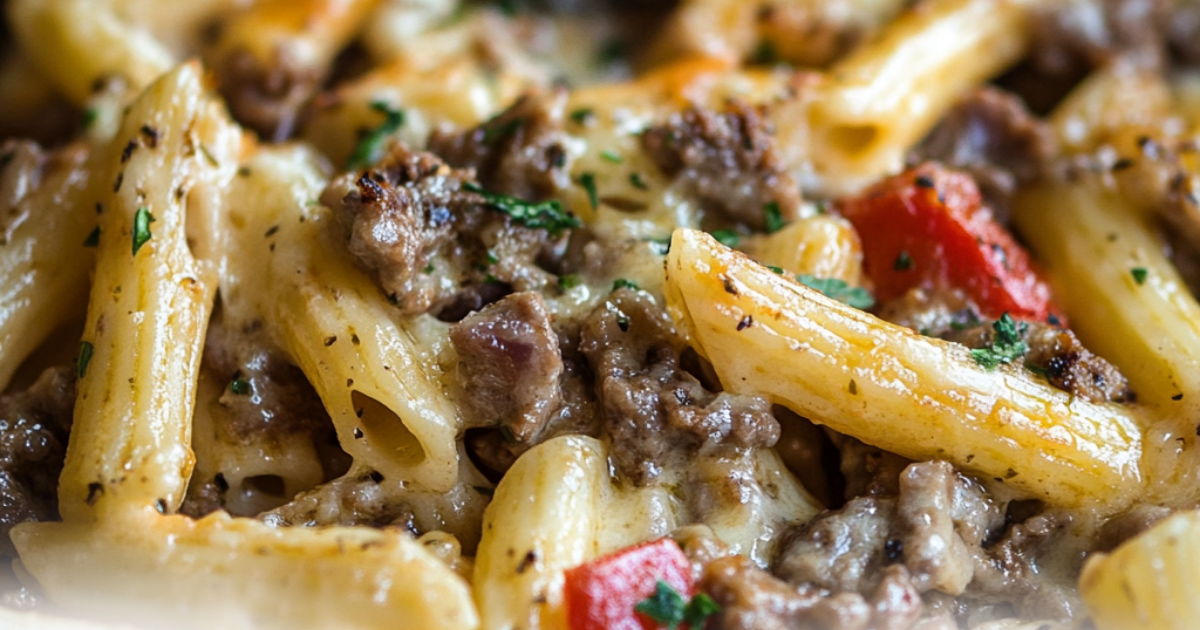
[0, 367, 74, 557]
[641, 100, 802, 231]
[320, 144, 569, 319]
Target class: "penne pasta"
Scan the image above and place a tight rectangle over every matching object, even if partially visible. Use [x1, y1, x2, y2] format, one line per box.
[664, 228, 1144, 507]
[56, 61, 242, 522]
[805, 0, 1032, 194]
[13, 511, 478, 630]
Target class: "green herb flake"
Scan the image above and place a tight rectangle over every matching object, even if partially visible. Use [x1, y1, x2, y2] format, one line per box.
[345, 101, 406, 170]
[482, 118, 522, 145]
[612, 279, 640, 292]
[1025, 363, 1049, 378]
[1131, 267, 1148, 285]
[82, 107, 98, 130]
[569, 108, 595, 126]
[487, 251, 499, 265]
[629, 173, 650, 191]
[579, 173, 599, 210]
[600, 150, 623, 164]
[894, 251, 913, 271]
[710, 229, 740, 248]
[634, 580, 722, 630]
[132, 207, 155, 256]
[765, 265, 784, 274]
[969, 313, 1029, 371]
[423, 263, 435, 274]
[797, 275, 875, 310]
[558, 274, 581, 290]
[229, 377, 251, 396]
[764, 201, 784, 234]
[596, 39, 625, 66]
[83, 226, 100, 247]
[465, 183, 581, 234]
[750, 39, 779, 66]
[77, 341, 94, 378]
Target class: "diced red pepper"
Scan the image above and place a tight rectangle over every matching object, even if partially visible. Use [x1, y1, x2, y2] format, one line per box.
[564, 538, 693, 630]
[837, 163, 1061, 324]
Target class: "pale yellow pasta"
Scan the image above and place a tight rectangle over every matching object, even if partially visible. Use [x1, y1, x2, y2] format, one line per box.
[6, 0, 175, 105]
[220, 145, 460, 492]
[1049, 61, 1174, 153]
[1012, 181, 1200, 412]
[0, 142, 93, 391]
[805, 0, 1032, 194]
[474, 435, 606, 630]
[744, 214, 864, 286]
[56, 62, 242, 522]
[1080, 510, 1200, 630]
[12, 511, 479, 630]
[664, 228, 1144, 507]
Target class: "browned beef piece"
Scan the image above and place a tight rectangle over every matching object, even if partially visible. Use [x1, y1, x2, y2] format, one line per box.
[774, 496, 898, 595]
[775, 460, 1080, 624]
[428, 91, 572, 201]
[942, 319, 1133, 404]
[0, 366, 75, 556]
[1031, 0, 1169, 73]
[215, 47, 319, 141]
[916, 88, 1056, 218]
[320, 144, 567, 318]
[202, 318, 332, 444]
[704, 555, 922, 630]
[830, 432, 911, 500]
[640, 100, 802, 231]
[450, 291, 563, 441]
[578, 289, 779, 485]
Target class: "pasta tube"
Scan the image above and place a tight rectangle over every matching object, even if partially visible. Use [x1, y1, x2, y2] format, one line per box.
[806, 0, 1032, 193]
[664, 229, 1144, 507]
[0, 142, 93, 391]
[12, 511, 478, 630]
[1080, 510, 1200, 630]
[222, 146, 460, 492]
[1012, 181, 1200, 412]
[474, 435, 607, 630]
[57, 62, 242, 522]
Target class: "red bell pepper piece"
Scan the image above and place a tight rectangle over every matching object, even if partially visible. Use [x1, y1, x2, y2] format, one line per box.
[564, 538, 693, 630]
[837, 163, 1060, 324]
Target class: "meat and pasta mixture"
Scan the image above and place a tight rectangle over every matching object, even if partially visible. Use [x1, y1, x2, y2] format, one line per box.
[0, 0, 1198, 629]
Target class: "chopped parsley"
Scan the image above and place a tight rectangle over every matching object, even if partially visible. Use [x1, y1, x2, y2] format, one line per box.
[634, 580, 721, 630]
[77, 341, 94, 378]
[482, 118, 522, 145]
[1131, 267, 1148, 285]
[648, 236, 671, 255]
[596, 39, 625, 66]
[569, 108, 595, 125]
[894, 251, 913, 271]
[765, 265, 784, 274]
[82, 107, 98, 130]
[229, 377, 251, 396]
[558, 274, 581, 290]
[629, 173, 650, 191]
[464, 183, 580, 234]
[797, 275, 875, 309]
[969, 313, 1029, 370]
[764, 201, 784, 233]
[579, 173, 599, 210]
[345, 101, 405, 170]
[750, 39, 779, 66]
[132, 207, 155, 256]
[612, 279, 640, 291]
[600, 150, 623, 164]
[710, 229, 740, 248]
[83, 226, 100, 247]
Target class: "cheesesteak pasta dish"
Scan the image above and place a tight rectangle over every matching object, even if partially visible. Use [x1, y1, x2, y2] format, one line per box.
[0, 0, 1199, 628]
